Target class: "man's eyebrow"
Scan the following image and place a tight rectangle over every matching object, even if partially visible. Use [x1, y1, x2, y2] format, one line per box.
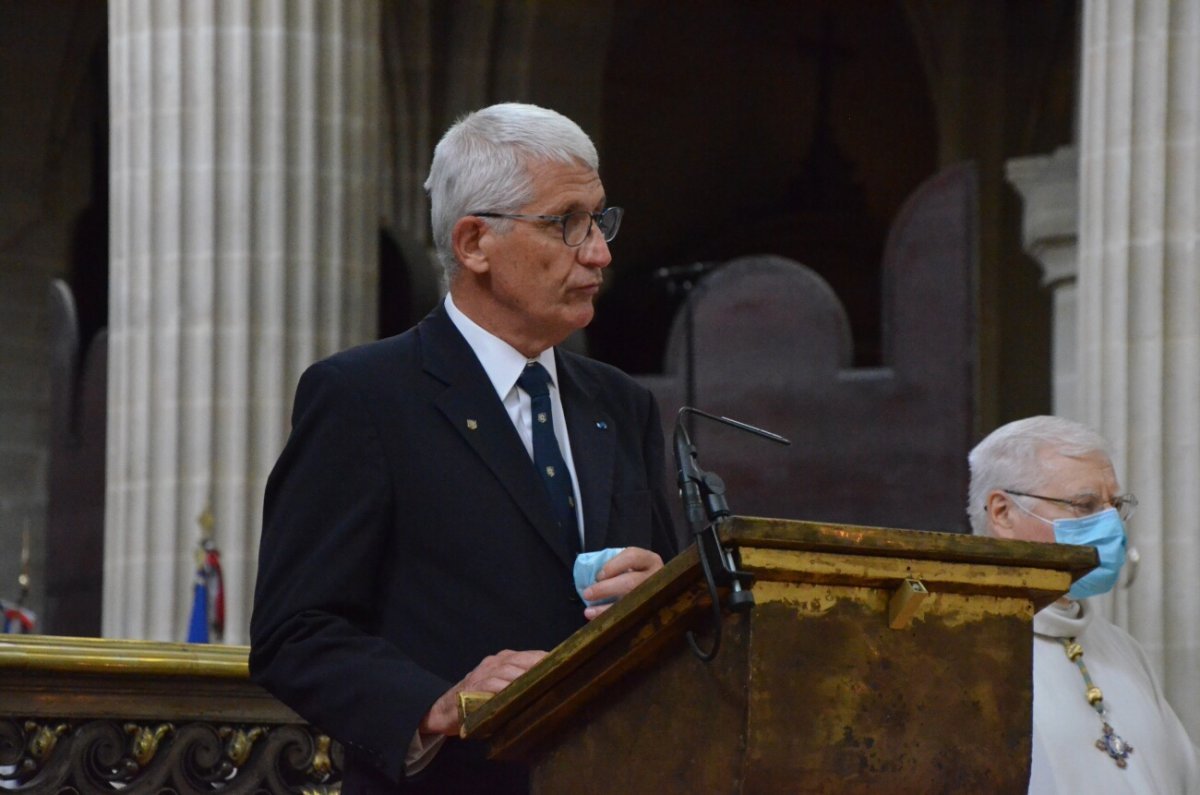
[557, 197, 607, 213]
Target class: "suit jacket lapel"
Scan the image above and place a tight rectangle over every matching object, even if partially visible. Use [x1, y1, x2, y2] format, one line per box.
[419, 306, 576, 568]
[557, 352, 616, 552]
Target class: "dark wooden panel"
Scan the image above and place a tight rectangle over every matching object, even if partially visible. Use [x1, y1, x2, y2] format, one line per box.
[643, 164, 977, 535]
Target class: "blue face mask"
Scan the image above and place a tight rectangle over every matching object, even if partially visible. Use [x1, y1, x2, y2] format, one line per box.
[1051, 508, 1128, 599]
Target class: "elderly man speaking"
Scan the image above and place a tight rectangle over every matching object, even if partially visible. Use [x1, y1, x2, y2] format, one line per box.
[250, 103, 678, 794]
[968, 415, 1198, 793]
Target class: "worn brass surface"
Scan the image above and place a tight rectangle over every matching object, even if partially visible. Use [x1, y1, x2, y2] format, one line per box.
[531, 615, 751, 795]
[524, 585, 1034, 794]
[461, 516, 1087, 792]
[739, 546, 1073, 610]
[722, 516, 1098, 578]
[752, 581, 1035, 627]
[463, 519, 1088, 746]
[742, 595, 1031, 793]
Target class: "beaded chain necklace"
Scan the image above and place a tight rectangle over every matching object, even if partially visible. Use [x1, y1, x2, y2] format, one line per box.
[1059, 636, 1134, 768]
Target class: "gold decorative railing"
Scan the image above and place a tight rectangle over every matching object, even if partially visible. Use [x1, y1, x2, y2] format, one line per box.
[0, 635, 342, 794]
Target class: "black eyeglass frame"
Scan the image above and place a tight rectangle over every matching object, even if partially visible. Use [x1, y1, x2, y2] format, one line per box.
[1003, 489, 1138, 522]
[471, 206, 623, 247]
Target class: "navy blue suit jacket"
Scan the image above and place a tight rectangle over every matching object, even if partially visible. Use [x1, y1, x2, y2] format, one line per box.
[249, 303, 678, 793]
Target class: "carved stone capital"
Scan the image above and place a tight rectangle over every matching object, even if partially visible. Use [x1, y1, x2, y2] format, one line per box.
[1006, 146, 1079, 288]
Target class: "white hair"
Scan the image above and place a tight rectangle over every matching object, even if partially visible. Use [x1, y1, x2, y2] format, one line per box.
[424, 102, 600, 281]
[966, 415, 1112, 536]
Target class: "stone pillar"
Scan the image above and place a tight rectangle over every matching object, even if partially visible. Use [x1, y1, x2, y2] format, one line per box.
[107, 0, 380, 642]
[1006, 147, 1080, 419]
[1077, 0, 1200, 737]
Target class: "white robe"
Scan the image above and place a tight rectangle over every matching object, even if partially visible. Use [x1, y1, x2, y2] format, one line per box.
[1029, 599, 1199, 794]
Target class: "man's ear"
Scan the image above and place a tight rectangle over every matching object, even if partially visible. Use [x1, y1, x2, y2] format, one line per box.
[986, 490, 1017, 539]
[452, 215, 491, 275]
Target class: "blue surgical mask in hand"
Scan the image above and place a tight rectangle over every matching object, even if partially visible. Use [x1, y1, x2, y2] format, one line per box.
[574, 548, 626, 606]
[1053, 508, 1127, 599]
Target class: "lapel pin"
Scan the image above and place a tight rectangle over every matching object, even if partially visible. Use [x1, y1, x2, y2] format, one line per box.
[596, 420, 608, 430]
[466, 419, 478, 430]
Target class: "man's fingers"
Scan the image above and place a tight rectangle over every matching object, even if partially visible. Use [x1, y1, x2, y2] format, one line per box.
[584, 569, 652, 603]
[583, 603, 612, 620]
[420, 649, 548, 736]
[463, 649, 547, 692]
[483, 649, 548, 669]
[464, 667, 531, 692]
[584, 547, 664, 605]
[595, 547, 663, 581]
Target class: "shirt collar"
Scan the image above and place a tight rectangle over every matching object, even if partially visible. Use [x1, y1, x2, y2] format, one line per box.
[444, 293, 559, 400]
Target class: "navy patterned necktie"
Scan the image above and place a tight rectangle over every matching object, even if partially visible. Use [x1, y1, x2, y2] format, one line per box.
[517, 361, 581, 557]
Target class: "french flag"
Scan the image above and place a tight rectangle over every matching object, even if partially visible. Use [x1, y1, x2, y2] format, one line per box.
[186, 541, 224, 643]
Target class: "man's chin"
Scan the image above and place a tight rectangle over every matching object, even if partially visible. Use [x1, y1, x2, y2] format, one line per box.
[548, 306, 595, 345]
[563, 297, 596, 323]
[572, 305, 596, 329]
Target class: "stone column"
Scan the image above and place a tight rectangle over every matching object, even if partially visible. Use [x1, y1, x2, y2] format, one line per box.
[1077, 0, 1200, 737]
[1006, 147, 1080, 419]
[107, 0, 380, 642]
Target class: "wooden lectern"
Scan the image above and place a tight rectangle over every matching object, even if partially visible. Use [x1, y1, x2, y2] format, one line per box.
[458, 517, 1096, 794]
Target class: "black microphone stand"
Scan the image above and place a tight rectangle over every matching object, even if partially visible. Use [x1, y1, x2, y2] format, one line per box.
[655, 262, 720, 440]
[673, 407, 790, 661]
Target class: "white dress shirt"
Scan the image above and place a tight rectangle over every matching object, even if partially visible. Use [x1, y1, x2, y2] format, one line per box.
[444, 292, 586, 540]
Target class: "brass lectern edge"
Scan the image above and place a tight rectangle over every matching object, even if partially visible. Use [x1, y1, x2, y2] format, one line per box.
[736, 547, 1074, 594]
[723, 516, 1098, 577]
[458, 692, 495, 737]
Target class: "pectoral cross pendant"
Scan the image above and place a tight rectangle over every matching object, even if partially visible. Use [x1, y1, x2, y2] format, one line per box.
[1096, 722, 1133, 768]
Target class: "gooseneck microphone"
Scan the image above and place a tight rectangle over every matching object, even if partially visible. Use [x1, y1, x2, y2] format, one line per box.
[673, 406, 790, 661]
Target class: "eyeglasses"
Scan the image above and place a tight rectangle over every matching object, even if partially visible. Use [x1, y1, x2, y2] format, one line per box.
[471, 207, 623, 247]
[1003, 489, 1138, 522]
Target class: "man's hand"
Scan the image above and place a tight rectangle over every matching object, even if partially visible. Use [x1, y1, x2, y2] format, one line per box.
[581, 546, 664, 620]
[419, 649, 547, 737]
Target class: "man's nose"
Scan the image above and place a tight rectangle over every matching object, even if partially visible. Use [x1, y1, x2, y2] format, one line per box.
[577, 223, 612, 268]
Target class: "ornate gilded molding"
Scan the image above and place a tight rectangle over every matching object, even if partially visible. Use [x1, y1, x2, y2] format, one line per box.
[0, 718, 342, 793]
[1, 637, 344, 793]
